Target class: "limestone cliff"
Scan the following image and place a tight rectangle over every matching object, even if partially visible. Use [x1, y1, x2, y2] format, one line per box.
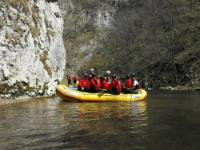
[59, 0, 123, 74]
[0, 0, 66, 98]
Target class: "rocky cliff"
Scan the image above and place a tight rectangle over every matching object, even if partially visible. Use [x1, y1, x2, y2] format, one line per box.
[0, 0, 66, 98]
[60, 0, 124, 74]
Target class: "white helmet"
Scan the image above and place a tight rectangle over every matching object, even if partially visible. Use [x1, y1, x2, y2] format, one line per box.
[106, 70, 111, 74]
[90, 68, 94, 71]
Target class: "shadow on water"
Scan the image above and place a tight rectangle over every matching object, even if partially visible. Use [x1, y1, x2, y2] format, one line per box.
[0, 91, 200, 150]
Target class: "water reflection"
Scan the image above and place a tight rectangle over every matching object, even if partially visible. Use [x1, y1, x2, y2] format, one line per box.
[0, 98, 148, 150]
[1, 91, 200, 150]
[55, 101, 148, 149]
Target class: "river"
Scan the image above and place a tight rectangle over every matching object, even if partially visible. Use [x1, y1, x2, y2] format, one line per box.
[0, 91, 200, 150]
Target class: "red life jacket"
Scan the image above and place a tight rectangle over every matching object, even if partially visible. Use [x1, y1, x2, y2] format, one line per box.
[95, 79, 101, 91]
[116, 80, 122, 94]
[78, 79, 84, 90]
[103, 80, 109, 91]
[82, 79, 90, 90]
[90, 78, 100, 91]
[90, 79, 96, 88]
[90, 78, 99, 92]
[110, 79, 122, 94]
[125, 79, 133, 88]
[100, 79, 109, 91]
[110, 80, 117, 89]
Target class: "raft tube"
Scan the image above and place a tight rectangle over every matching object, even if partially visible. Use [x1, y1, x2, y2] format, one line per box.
[56, 85, 147, 102]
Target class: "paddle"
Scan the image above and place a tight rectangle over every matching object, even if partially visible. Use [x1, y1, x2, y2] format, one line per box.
[98, 89, 107, 96]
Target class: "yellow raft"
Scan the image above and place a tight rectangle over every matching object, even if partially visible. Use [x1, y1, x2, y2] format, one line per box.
[56, 85, 147, 102]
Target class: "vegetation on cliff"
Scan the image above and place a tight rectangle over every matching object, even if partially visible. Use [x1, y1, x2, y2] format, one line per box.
[63, 0, 199, 89]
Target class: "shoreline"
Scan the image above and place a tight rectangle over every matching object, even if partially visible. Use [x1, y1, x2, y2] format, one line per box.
[1, 85, 199, 106]
[159, 85, 200, 91]
[0, 95, 54, 106]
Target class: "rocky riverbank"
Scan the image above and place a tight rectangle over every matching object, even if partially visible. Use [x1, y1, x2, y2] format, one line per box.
[0, 96, 53, 106]
[159, 85, 200, 91]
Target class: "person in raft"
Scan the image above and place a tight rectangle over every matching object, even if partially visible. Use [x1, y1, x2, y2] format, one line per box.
[66, 74, 73, 85]
[78, 73, 90, 92]
[99, 75, 109, 92]
[72, 75, 79, 86]
[131, 73, 140, 91]
[89, 68, 95, 76]
[109, 75, 122, 95]
[85, 73, 100, 93]
[123, 74, 133, 93]
[105, 70, 112, 84]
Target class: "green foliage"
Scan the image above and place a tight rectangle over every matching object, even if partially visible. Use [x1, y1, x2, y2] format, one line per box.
[64, 30, 96, 71]
[61, 0, 200, 86]
[69, 0, 200, 86]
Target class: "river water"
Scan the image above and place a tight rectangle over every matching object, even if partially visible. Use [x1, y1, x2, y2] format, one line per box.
[0, 91, 200, 150]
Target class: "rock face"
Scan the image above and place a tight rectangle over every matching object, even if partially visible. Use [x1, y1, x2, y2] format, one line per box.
[0, 0, 66, 98]
[59, 0, 122, 74]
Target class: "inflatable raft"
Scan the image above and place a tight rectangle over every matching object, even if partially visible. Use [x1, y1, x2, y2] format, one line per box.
[56, 85, 147, 102]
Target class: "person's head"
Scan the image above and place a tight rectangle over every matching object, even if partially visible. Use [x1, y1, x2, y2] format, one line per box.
[90, 68, 94, 73]
[131, 73, 135, 77]
[126, 74, 130, 79]
[91, 73, 96, 78]
[112, 74, 116, 79]
[131, 73, 136, 80]
[99, 74, 103, 80]
[83, 73, 88, 78]
[88, 74, 92, 80]
[106, 70, 111, 75]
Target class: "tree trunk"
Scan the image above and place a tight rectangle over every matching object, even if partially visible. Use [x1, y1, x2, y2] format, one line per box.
[169, 1, 177, 85]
